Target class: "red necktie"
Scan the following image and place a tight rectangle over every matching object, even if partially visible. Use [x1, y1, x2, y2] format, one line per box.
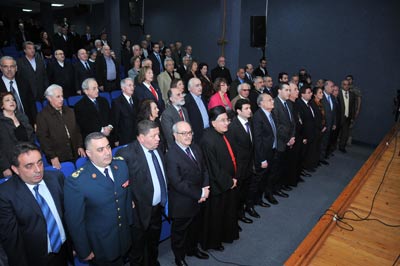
[223, 135, 237, 175]
[149, 85, 158, 101]
[178, 108, 184, 121]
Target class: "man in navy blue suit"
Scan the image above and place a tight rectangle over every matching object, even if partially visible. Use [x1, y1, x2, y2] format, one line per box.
[0, 143, 70, 266]
[166, 121, 210, 266]
[64, 132, 132, 265]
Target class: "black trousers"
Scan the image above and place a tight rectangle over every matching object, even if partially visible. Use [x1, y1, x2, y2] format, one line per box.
[46, 242, 69, 266]
[339, 117, 351, 149]
[130, 205, 162, 266]
[171, 212, 202, 261]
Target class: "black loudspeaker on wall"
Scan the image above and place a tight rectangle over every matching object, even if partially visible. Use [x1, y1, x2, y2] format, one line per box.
[250, 16, 266, 47]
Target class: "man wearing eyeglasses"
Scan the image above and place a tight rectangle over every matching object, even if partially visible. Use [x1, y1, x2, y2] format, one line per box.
[231, 83, 251, 109]
[0, 55, 37, 125]
[229, 67, 247, 100]
[166, 121, 210, 266]
[161, 86, 190, 148]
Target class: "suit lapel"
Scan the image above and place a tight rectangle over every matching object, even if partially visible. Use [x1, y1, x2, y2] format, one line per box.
[44, 174, 63, 216]
[15, 177, 43, 217]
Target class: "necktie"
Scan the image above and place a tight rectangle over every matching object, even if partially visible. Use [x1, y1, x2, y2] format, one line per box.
[185, 147, 197, 164]
[156, 54, 163, 72]
[178, 108, 184, 121]
[9, 81, 24, 113]
[327, 95, 333, 110]
[33, 184, 62, 253]
[284, 101, 292, 121]
[104, 168, 114, 182]
[149, 150, 167, 207]
[129, 97, 134, 109]
[245, 121, 251, 134]
[268, 113, 277, 149]
[222, 135, 237, 175]
[345, 91, 348, 99]
[85, 62, 90, 70]
[149, 85, 159, 101]
[93, 99, 99, 111]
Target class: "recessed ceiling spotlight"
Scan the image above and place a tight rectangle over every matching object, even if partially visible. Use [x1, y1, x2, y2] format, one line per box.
[52, 4, 65, 7]
[22, 9, 33, 12]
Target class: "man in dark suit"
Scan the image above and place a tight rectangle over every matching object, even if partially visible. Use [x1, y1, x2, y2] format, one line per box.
[183, 78, 209, 144]
[64, 132, 132, 265]
[47, 50, 76, 98]
[253, 58, 268, 77]
[81, 25, 95, 51]
[272, 83, 296, 195]
[148, 43, 164, 77]
[177, 56, 190, 79]
[320, 80, 336, 162]
[161, 87, 190, 148]
[337, 79, 356, 153]
[74, 49, 96, 95]
[248, 76, 265, 113]
[74, 78, 112, 142]
[210, 56, 232, 84]
[53, 26, 73, 59]
[111, 77, 138, 146]
[229, 67, 247, 100]
[253, 93, 279, 205]
[226, 99, 259, 221]
[244, 64, 254, 84]
[0, 55, 37, 125]
[116, 120, 168, 266]
[95, 45, 120, 92]
[263, 75, 275, 97]
[15, 22, 30, 51]
[0, 143, 70, 266]
[167, 121, 210, 266]
[16, 41, 48, 101]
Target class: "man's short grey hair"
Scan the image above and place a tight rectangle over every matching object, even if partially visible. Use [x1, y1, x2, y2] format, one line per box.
[188, 78, 198, 90]
[0, 56, 16, 66]
[254, 76, 263, 84]
[142, 58, 151, 66]
[85, 132, 107, 150]
[182, 55, 190, 61]
[120, 77, 134, 88]
[237, 83, 250, 93]
[164, 58, 174, 68]
[257, 93, 266, 106]
[172, 121, 191, 134]
[94, 39, 101, 45]
[82, 78, 97, 90]
[44, 84, 63, 97]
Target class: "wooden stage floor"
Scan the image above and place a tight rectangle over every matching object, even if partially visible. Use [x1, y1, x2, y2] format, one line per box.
[285, 126, 400, 266]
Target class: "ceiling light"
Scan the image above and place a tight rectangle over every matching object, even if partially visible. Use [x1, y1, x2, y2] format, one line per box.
[52, 4, 65, 7]
[22, 9, 32, 12]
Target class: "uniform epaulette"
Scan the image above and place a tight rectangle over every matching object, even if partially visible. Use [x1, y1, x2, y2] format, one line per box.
[71, 167, 84, 178]
[113, 156, 124, 160]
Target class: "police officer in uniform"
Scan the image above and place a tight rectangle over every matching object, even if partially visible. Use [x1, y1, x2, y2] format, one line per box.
[64, 132, 132, 266]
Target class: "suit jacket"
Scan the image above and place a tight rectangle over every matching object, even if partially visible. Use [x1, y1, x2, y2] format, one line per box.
[321, 93, 336, 129]
[296, 98, 316, 143]
[226, 117, 254, 180]
[229, 78, 244, 100]
[80, 33, 95, 51]
[272, 97, 296, 152]
[183, 93, 208, 144]
[116, 141, 166, 230]
[253, 108, 276, 174]
[160, 104, 190, 148]
[248, 88, 263, 113]
[36, 104, 83, 162]
[134, 82, 165, 113]
[210, 66, 232, 84]
[200, 127, 235, 196]
[64, 159, 132, 261]
[253, 67, 268, 77]
[148, 52, 164, 77]
[95, 54, 120, 89]
[166, 143, 209, 218]
[157, 70, 181, 103]
[111, 94, 138, 145]
[53, 33, 73, 58]
[73, 60, 96, 92]
[337, 89, 356, 125]
[74, 95, 111, 141]
[0, 75, 37, 125]
[15, 30, 31, 50]
[47, 60, 76, 97]
[0, 171, 68, 266]
[16, 55, 48, 100]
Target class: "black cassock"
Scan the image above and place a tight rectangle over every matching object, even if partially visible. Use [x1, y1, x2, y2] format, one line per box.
[200, 127, 239, 250]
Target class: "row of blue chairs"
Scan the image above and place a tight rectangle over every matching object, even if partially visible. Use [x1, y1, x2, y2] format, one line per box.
[36, 90, 122, 112]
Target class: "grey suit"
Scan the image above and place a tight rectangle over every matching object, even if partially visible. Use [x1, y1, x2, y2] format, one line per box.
[160, 104, 190, 148]
[16, 55, 48, 100]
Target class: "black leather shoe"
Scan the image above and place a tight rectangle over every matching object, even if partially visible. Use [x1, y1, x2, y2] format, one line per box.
[187, 248, 209, 259]
[258, 200, 271, 208]
[239, 216, 253, 224]
[298, 177, 305, 183]
[301, 171, 312, 177]
[212, 245, 224, 251]
[245, 207, 260, 218]
[319, 160, 329, 165]
[238, 225, 242, 232]
[265, 194, 278, 205]
[307, 168, 316, 172]
[175, 259, 188, 266]
[339, 148, 347, 153]
[281, 185, 292, 191]
[274, 190, 289, 198]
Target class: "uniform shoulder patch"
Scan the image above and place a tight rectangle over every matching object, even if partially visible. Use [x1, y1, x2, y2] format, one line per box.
[113, 156, 124, 160]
